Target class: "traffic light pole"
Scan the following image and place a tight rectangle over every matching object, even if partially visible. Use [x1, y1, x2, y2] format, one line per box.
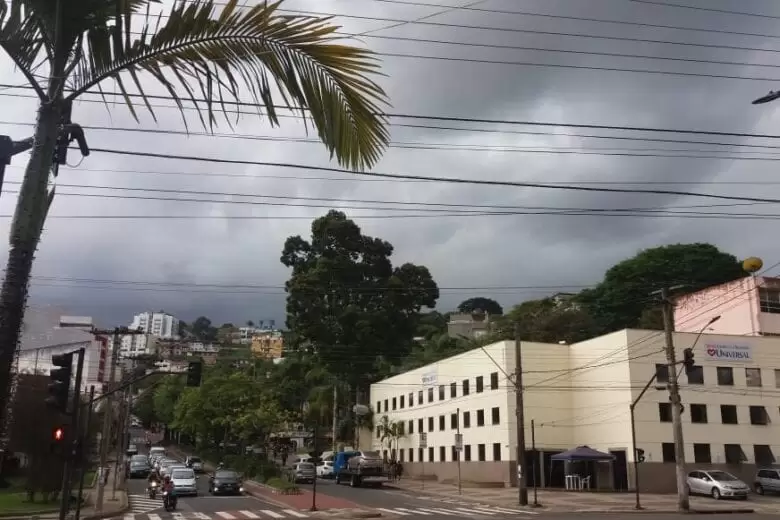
[74, 385, 95, 520]
[630, 372, 659, 510]
[58, 348, 85, 520]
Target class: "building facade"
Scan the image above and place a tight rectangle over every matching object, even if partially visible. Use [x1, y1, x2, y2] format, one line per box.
[674, 275, 780, 336]
[120, 312, 179, 356]
[251, 331, 284, 360]
[370, 329, 780, 492]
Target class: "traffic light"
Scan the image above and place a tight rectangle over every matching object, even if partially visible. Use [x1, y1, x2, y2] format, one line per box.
[683, 348, 695, 374]
[635, 448, 645, 463]
[186, 361, 202, 387]
[45, 352, 73, 412]
[51, 425, 66, 454]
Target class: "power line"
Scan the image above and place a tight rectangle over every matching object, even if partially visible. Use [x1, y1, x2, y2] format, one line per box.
[627, 0, 780, 20]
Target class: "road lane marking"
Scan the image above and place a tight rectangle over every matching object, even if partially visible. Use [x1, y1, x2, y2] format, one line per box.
[217, 513, 237, 519]
[240, 511, 260, 519]
[397, 508, 432, 515]
[422, 508, 459, 516]
[455, 508, 497, 515]
[171, 513, 186, 520]
[260, 510, 284, 518]
[123, 515, 135, 520]
[148, 515, 162, 520]
[378, 508, 408, 516]
[491, 507, 539, 515]
[193, 513, 211, 519]
[282, 510, 308, 517]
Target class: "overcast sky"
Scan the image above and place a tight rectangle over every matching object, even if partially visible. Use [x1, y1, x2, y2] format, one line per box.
[3, 0, 780, 328]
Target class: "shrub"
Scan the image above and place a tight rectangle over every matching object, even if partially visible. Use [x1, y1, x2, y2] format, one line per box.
[265, 477, 300, 495]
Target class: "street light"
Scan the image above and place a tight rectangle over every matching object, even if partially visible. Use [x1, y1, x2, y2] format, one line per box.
[752, 91, 780, 105]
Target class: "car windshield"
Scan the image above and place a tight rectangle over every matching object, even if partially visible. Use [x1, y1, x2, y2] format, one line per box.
[131, 461, 148, 466]
[131, 455, 147, 461]
[215, 471, 238, 479]
[189, 457, 201, 463]
[172, 469, 195, 479]
[709, 471, 738, 482]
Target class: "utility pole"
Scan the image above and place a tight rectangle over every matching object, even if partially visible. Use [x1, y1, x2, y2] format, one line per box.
[514, 323, 528, 506]
[332, 385, 338, 453]
[661, 288, 689, 512]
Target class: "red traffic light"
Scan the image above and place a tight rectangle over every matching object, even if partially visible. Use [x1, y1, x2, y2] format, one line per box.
[53, 427, 64, 442]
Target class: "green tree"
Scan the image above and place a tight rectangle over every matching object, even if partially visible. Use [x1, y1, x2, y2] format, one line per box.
[578, 243, 745, 332]
[153, 376, 185, 426]
[457, 297, 503, 316]
[191, 316, 218, 342]
[494, 298, 600, 344]
[415, 311, 448, 339]
[132, 388, 157, 427]
[281, 211, 439, 391]
[0, 0, 390, 426]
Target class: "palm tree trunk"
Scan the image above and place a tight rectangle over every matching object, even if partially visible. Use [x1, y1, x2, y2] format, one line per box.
[0, 102, 63, 431]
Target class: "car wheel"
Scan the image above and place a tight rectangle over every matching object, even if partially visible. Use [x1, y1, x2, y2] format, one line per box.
[755, 484, 764, 495]
[712, 488, 721, 500]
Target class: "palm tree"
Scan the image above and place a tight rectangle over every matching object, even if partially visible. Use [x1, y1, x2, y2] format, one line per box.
[0, 0, 389, 426]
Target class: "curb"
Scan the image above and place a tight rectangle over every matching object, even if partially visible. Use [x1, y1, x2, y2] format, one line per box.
[346, 512, 383, 519]
[572, 509, 755, 515]
[0, 510, 58, 519]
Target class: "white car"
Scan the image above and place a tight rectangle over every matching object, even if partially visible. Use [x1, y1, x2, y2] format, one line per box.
[171, 468, 198, 496]
[687, 470, 750, 500]
[316, 461, 334, 478]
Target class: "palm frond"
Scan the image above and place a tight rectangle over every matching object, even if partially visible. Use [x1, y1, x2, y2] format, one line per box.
[0, 0, 47, 99]
[68, 0, 389, 170]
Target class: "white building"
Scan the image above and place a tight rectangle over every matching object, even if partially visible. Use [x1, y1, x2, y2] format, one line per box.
[120, 312, 179, 356]
[15, 308, 109, 392]
[370, 329, 780, 492]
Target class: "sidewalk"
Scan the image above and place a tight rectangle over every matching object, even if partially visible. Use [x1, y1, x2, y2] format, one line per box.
[387, 479, 762, 514]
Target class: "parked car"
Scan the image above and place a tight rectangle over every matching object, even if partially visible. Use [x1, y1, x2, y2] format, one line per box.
[316, 460, 334, 478]
[185, 456, 204, 473]
[170, 468, 198, 496]
[209, 470, 244, 496]
[293, 462, 315, 484]
[128, 458, 152, 479]
[755, 469, 780, 495]
[687, 470, 750, 500]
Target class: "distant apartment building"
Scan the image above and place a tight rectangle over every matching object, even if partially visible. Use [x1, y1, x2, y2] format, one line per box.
[674, 276, 780, 336]
[251, 331, 284, 360]
[119, 311, 179, 357]
[446, 313, 492, 340]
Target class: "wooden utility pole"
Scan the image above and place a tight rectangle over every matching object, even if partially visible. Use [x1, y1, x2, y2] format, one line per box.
[514, 323, 528, 506]
[661, 288, 689, 512]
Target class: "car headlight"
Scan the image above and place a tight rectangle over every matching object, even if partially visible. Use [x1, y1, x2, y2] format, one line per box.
[239, 487, 245, 493]
[151, 482, 157, 488]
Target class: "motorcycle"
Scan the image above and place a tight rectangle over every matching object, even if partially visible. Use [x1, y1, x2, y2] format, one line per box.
[147, 481, 158, 499]
[163, 491, 177, 512]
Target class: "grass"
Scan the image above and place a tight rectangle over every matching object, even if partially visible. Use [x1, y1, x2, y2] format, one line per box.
[0, 493, 58, 515]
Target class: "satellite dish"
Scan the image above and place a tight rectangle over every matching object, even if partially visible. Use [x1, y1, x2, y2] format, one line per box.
[743, 257, 763, 273]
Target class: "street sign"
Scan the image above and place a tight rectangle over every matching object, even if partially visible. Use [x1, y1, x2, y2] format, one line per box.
[454, 433, 463, 451]
[419, 432, 428, 449]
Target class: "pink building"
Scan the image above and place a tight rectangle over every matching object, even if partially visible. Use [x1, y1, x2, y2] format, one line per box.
[674, 276, 780, 336]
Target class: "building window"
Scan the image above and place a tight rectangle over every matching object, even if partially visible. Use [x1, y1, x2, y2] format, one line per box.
[463, 411, 471, 428]
[662, 443, 676, 462]
[450, 382, 457, 398]
[493, 443, 502, 461]
[658, 403, 672, 422]
[759, 287, 780, 313]
[428, 417, 434, 432]
[418, 448, 424, 462]
[476, 376, 484, 393]
[392, 397, 397, 411]
[725, 444, 746, 464]
[775, 369, 780, 389]
[439, 385, 446, 401]
[377, 428, 381, 439]
[477, 444, 486, 462]
[428, 388, 434, 403]
[399, 450, 405, 463]
[490, 372, 499, 390]
[477, 409, 485, 426]
[693, 444, 711, 463]
[755, 445, 775, 466]
[384, 399, 388, 411]
[491, 407, 500, 425]
[452, 446, 459, 461]
[717, 367, 734, 386]
[408, 420, 414, 434]
[418, 418, 423, 432]
[409, 392, 414, 407]
[439, 415, 445, 431]
[655, 364, 669, 384]
[376, 401, 381, 413]
[398, 422, 405, 435]
[408, 448, 414, 462]
[464, 445, 472, 461]
[746, 368, 762, 387]
[428, 447, 434, 462]
[451, 413, 458, 429]
[687, 366, 704, 384]
[690, 404, 708, 424]
[463, 379, 470, 396]
[750, 406, 770, 425]
[439, 446, 446, 462]
[720, 405, 738, 424]
[400, 395, 405, 409]
[418, 390, 423, 404]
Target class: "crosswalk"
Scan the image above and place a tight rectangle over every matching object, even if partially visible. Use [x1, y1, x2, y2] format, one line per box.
[118, 505, 539, 520]
[128, 493, 165, 514]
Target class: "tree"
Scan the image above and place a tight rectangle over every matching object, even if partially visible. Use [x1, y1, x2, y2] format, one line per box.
[494, 298, 601, 344]
[457, 297, 503, 316]
[246, 320, 255, 328]
[0, 0, 390, 428]
[281, 211, 439, 391]
[578, 243, 745, 332]
[191, 317, 218, 342]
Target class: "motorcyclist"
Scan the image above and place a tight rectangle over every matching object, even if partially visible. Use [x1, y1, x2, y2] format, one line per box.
[147, 467, 160, 486]
[162, 474, 176, 509]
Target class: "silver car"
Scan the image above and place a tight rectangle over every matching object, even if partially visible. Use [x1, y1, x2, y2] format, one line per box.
[171, 468, 198, 496]
[755, 468, 780, 495]
[293, 462, 315, 484]
[687, 470, 750, 500]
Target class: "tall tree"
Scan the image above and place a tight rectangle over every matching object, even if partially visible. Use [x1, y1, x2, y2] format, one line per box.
[191, 316, 218, 342]
[495, 297, 600, 344]
[578, 243, 745, 333]
[457, 297, 503, 316]
[281, 211, 439, 390]
[0, 0, 389, 429]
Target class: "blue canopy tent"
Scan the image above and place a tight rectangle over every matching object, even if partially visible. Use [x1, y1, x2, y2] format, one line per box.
[550, 446, 615, 490]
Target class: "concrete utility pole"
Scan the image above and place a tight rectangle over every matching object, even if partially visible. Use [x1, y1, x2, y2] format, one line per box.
[514, 323, 528, 506]
[332, 385, 338, 453]
[661, 288, 689, 512]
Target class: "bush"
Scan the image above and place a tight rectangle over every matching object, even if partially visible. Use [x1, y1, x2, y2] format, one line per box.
[265, 477, 300, 495]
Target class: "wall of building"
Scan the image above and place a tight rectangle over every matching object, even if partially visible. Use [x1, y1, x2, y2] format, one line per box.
[674, 277, 760, 336]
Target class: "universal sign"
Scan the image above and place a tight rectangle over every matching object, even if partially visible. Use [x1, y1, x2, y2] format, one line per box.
[703, 343, 752, 362]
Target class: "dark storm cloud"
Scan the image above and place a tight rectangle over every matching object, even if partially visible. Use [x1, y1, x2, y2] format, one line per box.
[2, 0, 780, 322]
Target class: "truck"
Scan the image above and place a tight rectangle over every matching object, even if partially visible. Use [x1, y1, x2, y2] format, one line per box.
[333, 450, 386, 487]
